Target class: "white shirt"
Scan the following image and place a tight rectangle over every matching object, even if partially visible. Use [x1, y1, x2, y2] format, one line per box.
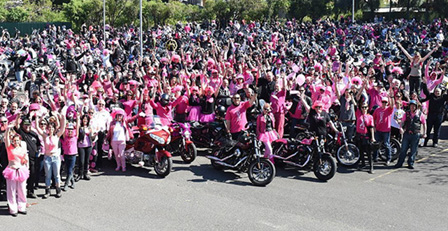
[112, 122, 126, 141]
[92, 108, 111, 132]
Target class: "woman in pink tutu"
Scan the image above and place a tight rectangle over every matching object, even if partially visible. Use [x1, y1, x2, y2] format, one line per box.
[256, 103, 279, 163]
[199, 86, 220, 123]
[3, 126, 29, 216]
[187, 86, 201, 122]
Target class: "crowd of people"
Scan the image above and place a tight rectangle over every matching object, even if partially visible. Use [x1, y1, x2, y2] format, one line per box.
[1, 17, 448, 216]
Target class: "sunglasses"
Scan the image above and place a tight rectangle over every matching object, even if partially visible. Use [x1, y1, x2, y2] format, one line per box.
[0, 120, 7, 123]
[264, 108, 271, 111]
[382, 101, 388, 104]
[298, 89, 305, 92]
[88, 112, 94, 115]
[315, 106, 322, 109]
[361, 106, 368, 109]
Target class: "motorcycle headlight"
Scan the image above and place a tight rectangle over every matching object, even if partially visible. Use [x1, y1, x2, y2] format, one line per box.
[184, 130, 191, 139]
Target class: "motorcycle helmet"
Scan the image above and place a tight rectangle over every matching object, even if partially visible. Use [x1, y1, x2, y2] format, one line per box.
[160, 94, 170, 107]
[215, 105, 226, 118]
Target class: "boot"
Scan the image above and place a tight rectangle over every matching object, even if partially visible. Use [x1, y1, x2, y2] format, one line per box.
[55, 187, 62, 198]
[69, 176, 75, 189]
[43, 188, 50, 199]
[62, 179, 68, 192]
[75, 174, 82, 182]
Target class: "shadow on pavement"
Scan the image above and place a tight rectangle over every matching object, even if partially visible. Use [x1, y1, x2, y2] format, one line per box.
[188, 164, 252, 186]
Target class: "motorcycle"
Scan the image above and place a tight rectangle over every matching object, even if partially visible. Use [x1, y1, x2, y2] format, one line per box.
[272, 130, 337, 181]
[124, 124, 173, 177]
[206, 123, 276, 186]
[167, 122, 197, 163]
[327, 122, 360, 167]
[190, 121, 226, 149]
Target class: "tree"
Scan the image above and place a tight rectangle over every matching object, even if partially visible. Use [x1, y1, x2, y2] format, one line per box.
[365, 0, 380, 13]
[6, 7, 29, 22]
[432, 0, 448, 19]
[266, 0, 291, 20]
[63, 0, 103, 30]
[397, 0, 423, 19]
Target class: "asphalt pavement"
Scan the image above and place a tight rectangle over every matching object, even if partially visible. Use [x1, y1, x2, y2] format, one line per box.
[1, 126, 448, 231]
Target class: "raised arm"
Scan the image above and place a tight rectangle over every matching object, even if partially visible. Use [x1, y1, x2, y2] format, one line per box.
[421, 44, 440, 63]
[396, 43, 412, 61]
[56, 113, 66, 137]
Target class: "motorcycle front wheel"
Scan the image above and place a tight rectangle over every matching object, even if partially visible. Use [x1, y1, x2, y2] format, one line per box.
[154, 156, 173, 178]
[336, 143, 360, 167]
[313, 154, 336, 181]
[181, 143, 197, 164]
[248, 159, 276, 186]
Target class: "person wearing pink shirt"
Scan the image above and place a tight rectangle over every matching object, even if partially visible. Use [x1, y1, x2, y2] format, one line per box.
[372, 95, 394, 165]
[355, 103, 376, 174]
[225, 90, 256, 140]
[270, 77, 286, 138]
[61, 117, 79, 191]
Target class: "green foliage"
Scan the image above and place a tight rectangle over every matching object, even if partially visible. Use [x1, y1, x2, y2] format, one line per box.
[6, 7, 29, 22]
[0, 0, 446, 29]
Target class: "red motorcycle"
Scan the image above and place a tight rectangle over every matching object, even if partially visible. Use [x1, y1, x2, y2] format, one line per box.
[167, 122, 197, 164]
[124, 125, 173, 177]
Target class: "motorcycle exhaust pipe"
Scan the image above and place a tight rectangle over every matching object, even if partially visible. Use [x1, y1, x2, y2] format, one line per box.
[283, 155, 311, 168]
[273, 152, 298, 160]
[215, 156, 248, 168]
[206, 153, 235, 162]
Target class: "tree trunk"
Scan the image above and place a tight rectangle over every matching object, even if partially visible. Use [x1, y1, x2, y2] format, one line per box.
[406, 0, 410, 19]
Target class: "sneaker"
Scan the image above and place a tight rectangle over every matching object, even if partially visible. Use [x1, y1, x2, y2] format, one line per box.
[18, 210, 27, 215]
[43, 188, 50, 199]
[11, 213, 18, 217]
[122, 168, 126, 172]
[75, 175, 82, 182]
[385, 161, 391, 166]
[408, 165, 414, 169]
[115, 167, 121, 171]
[433, 143, 438, 148]
[55, 187, 62, 198]
[84, 174, 91, 181]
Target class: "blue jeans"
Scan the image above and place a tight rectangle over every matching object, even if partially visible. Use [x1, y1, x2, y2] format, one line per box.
[15, 70, 24, 83]
[43, 155, 61, 187]
[396, 133, 419, 167]
[341, 121, 355, 141]
[64, 155, 77, 183]
[374, 131, 391, 161]
[290, 118, 306, 138]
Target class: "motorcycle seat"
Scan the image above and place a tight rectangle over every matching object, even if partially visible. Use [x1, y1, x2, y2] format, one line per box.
[126, 139, 137, 145]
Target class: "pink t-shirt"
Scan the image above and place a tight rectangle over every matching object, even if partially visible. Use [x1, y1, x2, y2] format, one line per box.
[225, 101, 251, 133]
[367, 88, 381, 110]
[270, 90, 286, 114]
[121, 99, 138, 117]
[373, 107, 393, 132]
[356, 110, 374, 134]
[62, 131, 78, 155]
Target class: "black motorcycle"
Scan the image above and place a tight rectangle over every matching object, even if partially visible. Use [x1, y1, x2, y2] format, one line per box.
[206, 123, 276, 186]
[272, 131, 337, 181]
[327, 122, 360, 167]
[190, 121, 226, 149]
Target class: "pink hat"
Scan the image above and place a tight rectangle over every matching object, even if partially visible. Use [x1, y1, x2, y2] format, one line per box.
[351, 77, 363, 86]
[171, 55, 181, 63]
[211, 69, 218, 74]
[205, 86, 215, 94]
[312, 101, 324, 110]
[207, 59, 215, 66]
[111, 108, 126, 119]
[381, 97, 389, 102]
[236, 74, 244, 80]
[29, 103, 40, 111]
[191, 86, 199, 92]
[160, 57, 169, 63]
[172, 86, 183, 93]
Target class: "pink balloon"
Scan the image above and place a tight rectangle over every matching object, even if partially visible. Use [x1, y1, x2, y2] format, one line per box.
[296, 74, 305, 86]
[292, 65, 299, 73]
